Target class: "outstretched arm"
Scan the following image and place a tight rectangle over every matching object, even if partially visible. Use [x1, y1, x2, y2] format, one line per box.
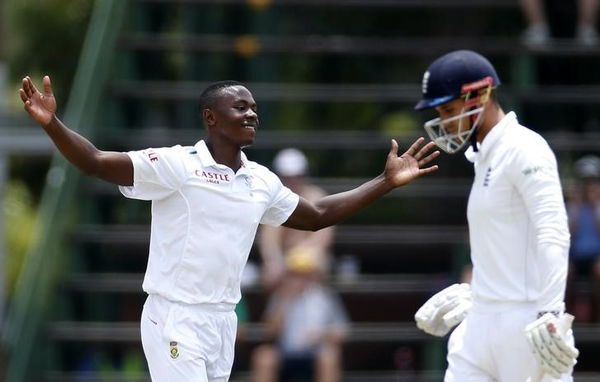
[284, 137, 439, 231]
[19, 76, 133, 186]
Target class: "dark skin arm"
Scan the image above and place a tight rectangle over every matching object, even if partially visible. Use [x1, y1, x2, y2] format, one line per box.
[21, 76, 439, 223]
[284, 137, 439, 231]
[19, 76, 133, 186]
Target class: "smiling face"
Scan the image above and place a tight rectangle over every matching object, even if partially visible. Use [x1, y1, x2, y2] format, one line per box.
[203, 85, 259, 148]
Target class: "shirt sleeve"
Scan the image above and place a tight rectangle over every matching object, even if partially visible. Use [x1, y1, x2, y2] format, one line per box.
[508, 138, 570, 310]
[508, 139, 570, 248]
[260, 173, 300, 226]
[118, 146, 188, 201]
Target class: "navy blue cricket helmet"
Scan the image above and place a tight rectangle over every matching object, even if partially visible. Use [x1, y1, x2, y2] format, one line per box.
[415, 50, 501, 111]
[415, 50, 501, 154]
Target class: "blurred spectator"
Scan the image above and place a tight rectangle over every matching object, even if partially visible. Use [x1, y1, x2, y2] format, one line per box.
[74, 345, 145, 381]
[74, 296, 146, 379]
[566, 155, 600, 322]
[251, 246, 349, 382]
[519, 0, 599, 45]
[258, 148, 335, 289]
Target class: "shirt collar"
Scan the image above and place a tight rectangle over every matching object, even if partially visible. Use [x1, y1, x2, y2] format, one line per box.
[464, 111, 516, 163]
[195, 140, 255, 173]
[195, 140, 217, 167]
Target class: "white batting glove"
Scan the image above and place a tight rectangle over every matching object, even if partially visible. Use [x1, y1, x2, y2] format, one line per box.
[414, 283, 472, 337]
[525, 312, 579, 378]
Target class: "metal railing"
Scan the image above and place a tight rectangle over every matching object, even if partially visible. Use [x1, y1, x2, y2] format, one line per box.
[120, 34, 600, 56]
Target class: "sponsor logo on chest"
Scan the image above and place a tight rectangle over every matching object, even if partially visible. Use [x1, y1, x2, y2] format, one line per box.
[195, 170, 231, 185]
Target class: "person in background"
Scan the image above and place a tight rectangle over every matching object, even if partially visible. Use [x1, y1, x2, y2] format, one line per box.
[258, 148, 334, 289]
[251, 246, 349, 382]
[566, 155, 600, 322]
[519, 0, 599, 45]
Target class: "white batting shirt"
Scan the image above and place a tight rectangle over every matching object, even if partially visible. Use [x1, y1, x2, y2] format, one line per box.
[465, 112, 570, 310]
[119, 140, 300, 305]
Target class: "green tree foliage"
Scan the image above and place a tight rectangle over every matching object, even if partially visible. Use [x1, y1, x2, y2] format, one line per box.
[5, 0, 93, 101]
[3, 180, 37, 297]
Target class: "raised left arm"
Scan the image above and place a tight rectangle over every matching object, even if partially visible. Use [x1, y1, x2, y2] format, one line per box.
[284, 137, 439, 231]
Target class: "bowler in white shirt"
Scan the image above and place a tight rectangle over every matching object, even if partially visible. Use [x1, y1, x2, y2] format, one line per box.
[20, 76, 439, 381]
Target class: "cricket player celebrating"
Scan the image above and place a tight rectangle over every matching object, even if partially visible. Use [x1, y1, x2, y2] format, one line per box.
[413, 50, 579, 381]
[19, 76, 439, 381]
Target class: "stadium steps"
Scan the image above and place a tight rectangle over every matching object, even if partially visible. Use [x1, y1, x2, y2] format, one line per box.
[44, 320, 444, 373]
[68, 223, 468, 276]
[43, 319, 600, 375]
[60, 273, 447, 322]
[44, 320, 600, 346]
[45, 322, 437, 343]
[110, 80, 600, 105]
[41, 370, 446, 382]
[135, 0, 517, 8]
[37, 370, 600, 382]
[81, 129, 600, 151]
[120, 34, 600, 57]
[61, 273, 440, 294]
[58, 272, 600, 322]
[71, 224, 468, 246]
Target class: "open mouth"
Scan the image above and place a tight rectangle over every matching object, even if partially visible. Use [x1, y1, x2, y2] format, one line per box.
[242, 121, 257, 131]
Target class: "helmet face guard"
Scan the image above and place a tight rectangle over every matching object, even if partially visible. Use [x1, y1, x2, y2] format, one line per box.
[424, 106, 484, 154]
[423, 76, 494, 154]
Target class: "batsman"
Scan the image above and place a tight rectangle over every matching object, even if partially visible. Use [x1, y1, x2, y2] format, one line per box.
[413, 50, 578, 381]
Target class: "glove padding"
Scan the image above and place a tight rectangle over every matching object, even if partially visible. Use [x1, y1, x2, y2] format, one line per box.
[414, 283, 472, 337]
[525, 312, 579, 378]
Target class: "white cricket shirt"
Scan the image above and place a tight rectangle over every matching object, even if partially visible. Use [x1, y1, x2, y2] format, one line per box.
[465, 112, 570, 310]
[119, 140, 300, 305]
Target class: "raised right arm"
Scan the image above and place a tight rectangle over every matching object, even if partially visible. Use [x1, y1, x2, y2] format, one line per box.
[20, 76, 133, 186]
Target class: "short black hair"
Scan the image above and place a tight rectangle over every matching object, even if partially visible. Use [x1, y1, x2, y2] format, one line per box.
[199, 80, 247, 112]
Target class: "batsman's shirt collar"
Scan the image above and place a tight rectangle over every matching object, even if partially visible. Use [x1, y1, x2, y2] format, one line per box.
[465, 112, 517, 163]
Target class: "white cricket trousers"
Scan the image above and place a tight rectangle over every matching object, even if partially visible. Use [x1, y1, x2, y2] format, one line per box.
[445, 300, 574, 382]
[140, 294, 237, 382]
